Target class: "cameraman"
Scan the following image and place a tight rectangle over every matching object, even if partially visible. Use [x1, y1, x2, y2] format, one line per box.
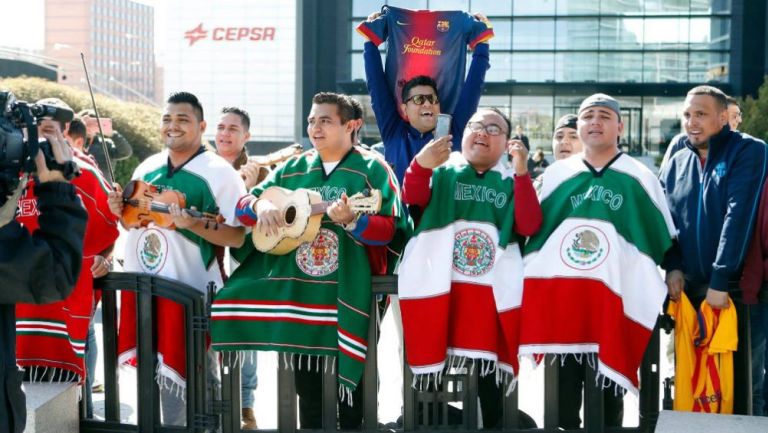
[0, 126, 87, 433]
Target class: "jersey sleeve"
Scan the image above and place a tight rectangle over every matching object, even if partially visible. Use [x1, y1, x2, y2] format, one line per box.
[356, 6, 388, 46]
[463, 12, 494, 48]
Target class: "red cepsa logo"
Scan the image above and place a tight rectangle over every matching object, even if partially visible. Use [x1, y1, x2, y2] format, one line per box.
[184, 23, 276, 47]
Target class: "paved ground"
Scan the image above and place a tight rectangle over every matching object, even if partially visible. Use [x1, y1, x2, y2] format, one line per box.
[91, 304, 669, 429]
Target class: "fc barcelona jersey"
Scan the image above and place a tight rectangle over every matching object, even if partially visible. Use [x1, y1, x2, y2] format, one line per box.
[357, 6, 493, 115]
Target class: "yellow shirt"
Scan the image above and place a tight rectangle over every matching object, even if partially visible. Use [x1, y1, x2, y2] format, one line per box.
[667, 292, 737, 414]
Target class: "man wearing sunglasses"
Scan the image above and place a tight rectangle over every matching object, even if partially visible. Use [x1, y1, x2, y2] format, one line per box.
[361, 11, 491, 183]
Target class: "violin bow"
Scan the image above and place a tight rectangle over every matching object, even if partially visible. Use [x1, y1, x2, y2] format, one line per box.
[80, 53, 116, 183]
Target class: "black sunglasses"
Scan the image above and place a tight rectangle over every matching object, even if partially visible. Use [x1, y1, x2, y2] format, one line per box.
[405, 94, 439, 105]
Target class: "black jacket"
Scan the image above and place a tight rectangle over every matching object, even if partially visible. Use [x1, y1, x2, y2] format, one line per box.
[0, 181, 87, 433]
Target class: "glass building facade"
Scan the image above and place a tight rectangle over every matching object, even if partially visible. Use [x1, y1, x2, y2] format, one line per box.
[343, 0, 734, 155]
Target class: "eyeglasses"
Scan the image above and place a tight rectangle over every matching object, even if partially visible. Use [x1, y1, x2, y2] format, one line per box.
[466, 122, 505, 136]
[405, 94, 439, 105]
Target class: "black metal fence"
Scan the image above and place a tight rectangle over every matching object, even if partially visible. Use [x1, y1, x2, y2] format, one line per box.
[81, 272, 213, 432]
[80, 273, 753, 433]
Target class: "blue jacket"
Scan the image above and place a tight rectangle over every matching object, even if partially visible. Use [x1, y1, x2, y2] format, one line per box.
[659, 126, 768, 293]
[363, 41, 490, 183]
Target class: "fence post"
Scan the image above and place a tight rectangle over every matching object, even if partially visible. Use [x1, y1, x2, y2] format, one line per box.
[277, 357, 298, 433]
[219, 355, 242, 433]
[583, 358, 605, 433]
[543, 356, 560, 431]
[362, 297, 379, 431]
[501, 378, 519, 429]
[136, 275, 158, 431]
[101, 287, 121, 422]
[639, 320, 661, 431]
[464, 364, 479, 430]
[403, 361, 415, 430]
[734, 301, 753, 415]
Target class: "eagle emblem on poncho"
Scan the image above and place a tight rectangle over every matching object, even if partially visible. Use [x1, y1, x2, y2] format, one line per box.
[138, 228, 168, 273]
[452, 228, 495, 277]
[561, 226, 609, 270]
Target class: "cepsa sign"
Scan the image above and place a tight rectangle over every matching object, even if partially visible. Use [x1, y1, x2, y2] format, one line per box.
[184, 23, 276, 47]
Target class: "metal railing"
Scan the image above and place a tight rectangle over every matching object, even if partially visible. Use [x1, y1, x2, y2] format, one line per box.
[81, 273, 752, 432]
[81, 272, 213, 432]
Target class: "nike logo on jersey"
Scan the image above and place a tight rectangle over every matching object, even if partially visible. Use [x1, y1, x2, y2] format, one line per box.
[396, 20, 411, 25]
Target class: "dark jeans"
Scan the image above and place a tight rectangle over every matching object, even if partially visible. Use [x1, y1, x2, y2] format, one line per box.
[558, 356, 624, 429]
[478, 373, 505, 429]
[295, 356, 364, 429]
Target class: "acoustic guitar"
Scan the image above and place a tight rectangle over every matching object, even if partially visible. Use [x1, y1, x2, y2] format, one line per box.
[252, 186, 382, 255]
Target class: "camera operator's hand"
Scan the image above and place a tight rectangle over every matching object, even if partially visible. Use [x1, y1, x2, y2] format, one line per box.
[36, 129, 74, 183]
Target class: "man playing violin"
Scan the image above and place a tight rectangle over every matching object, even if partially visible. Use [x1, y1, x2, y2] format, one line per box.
[210, 92, 408, 429]
[107, 91, 246, 426]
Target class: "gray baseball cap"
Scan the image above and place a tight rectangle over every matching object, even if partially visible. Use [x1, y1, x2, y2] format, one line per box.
[578, 93, 621, 118]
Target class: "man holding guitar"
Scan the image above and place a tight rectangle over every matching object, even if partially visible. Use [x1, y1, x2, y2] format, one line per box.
[107, 92, 246, 426]
[211, 92, 407, 429]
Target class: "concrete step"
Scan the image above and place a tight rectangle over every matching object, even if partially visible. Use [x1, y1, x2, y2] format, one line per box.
[24, 382, 79, 433]
[656, 409, 768, 433]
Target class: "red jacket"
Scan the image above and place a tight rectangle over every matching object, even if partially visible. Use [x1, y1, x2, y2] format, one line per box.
[739, 177, 768, 304]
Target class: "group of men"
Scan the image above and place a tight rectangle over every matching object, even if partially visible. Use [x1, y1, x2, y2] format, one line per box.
[4, 9, 768, 433]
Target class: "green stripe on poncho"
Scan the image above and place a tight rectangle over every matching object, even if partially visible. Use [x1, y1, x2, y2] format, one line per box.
[415, 155, 517, 245]
[211, 147, 407, 392]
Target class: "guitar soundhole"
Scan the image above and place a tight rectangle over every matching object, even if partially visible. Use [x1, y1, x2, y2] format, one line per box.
[284, 206, 297, 225]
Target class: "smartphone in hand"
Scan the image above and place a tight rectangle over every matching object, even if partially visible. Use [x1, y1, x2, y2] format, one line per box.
[435, 113, 451, 138]
[85, 117, 113, 137]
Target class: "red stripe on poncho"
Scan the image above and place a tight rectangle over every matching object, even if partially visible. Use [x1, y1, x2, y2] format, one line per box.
[16, 156, 118, 382]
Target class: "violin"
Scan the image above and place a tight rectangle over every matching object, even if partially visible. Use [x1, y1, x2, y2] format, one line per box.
[120, 180, 224, 230]
[240, 143, 303, 182]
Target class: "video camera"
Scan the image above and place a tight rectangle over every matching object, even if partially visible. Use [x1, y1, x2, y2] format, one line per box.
[0, 90, 77, 200]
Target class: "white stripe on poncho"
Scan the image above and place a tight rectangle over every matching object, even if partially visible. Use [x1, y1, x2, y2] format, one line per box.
[520, 153, 676, 395]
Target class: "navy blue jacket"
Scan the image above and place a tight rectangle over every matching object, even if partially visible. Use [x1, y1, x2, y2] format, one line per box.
[363, 41, 490, 183]
[659, 126, 768, 294]
[0, 182, 86, 433]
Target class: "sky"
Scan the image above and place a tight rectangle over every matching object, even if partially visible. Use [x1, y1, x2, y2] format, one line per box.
[0, 0, 166, 57]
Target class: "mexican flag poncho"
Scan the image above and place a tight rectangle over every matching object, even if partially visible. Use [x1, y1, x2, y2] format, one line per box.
[16, 153, 118, 382]
[119, 150, 245, 393]
[211, 147, 407, 395]
[398, 157, 523, 388]
[521, 153, 675, 395]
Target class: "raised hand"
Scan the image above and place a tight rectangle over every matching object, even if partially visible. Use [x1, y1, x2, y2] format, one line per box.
[415, 135, 452, 170]
[507, 139, 529, 176]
